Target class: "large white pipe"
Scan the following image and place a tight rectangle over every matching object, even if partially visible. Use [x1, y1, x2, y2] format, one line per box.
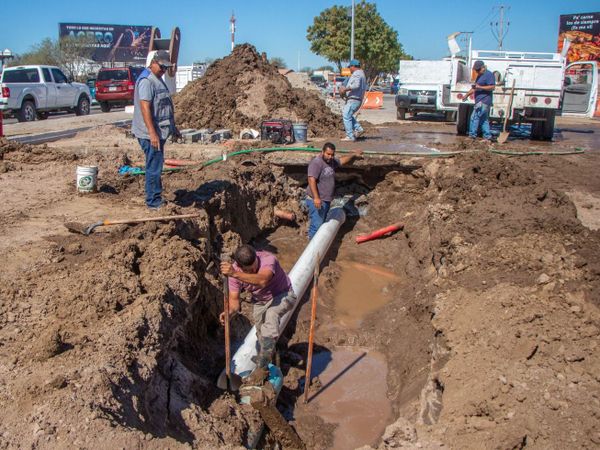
[217, 207, 346, 390]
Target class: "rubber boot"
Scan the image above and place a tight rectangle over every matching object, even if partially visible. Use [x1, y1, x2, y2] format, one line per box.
[242, 336, 276, 387]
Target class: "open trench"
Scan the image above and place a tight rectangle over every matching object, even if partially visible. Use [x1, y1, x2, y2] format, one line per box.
[4, 143, 599, 449]
[125, 156, 446, 449]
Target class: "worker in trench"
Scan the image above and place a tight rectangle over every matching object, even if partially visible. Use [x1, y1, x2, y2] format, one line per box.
[220, 244, 296, 386]
[306, 142, 363, 240]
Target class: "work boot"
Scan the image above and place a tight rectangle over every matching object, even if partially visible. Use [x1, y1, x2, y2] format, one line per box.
[242, 336, 276, 387]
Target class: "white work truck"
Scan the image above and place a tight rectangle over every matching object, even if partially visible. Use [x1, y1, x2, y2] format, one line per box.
[0, 65, 92, 122]
[451, 48, 598, 140]
[395, 58, 466, 121]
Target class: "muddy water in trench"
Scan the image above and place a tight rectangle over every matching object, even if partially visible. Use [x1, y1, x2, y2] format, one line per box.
[333, 260, 398, 328]
[257, 228, 397, 448]
[308, 348, 393, 450]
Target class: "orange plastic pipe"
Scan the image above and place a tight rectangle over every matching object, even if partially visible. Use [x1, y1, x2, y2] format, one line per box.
[355, 222, 404, 244]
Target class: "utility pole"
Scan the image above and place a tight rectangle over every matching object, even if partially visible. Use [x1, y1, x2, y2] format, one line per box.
[230, 11, 236, 52]
[297, 51, 300, 72]
[491, 5, 510, 51]
[350, 0, 355, 60]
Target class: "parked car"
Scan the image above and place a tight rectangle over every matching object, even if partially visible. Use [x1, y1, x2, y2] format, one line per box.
[326, 76, 348, 96]
[95, 66, 144, 112]
[310, 74, 327, 88]
[0, 65, 91, 121]
[86, 78, 97, 104]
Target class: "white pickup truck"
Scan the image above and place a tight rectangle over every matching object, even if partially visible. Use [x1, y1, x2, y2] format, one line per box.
[395, 58, 465, 121]
[0, 65, 92, 122]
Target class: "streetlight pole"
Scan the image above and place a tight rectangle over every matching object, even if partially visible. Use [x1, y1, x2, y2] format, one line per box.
[350, 0, 355, 60]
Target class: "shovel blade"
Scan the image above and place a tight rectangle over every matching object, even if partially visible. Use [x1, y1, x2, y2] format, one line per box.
[64, 222, 89, 235]
[498, 131, 510, 144]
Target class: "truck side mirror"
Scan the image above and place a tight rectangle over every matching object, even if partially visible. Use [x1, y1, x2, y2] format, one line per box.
[68, 76, 74, 83]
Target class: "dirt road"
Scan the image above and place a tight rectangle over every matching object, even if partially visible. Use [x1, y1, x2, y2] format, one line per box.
[0, 101, 599, 449]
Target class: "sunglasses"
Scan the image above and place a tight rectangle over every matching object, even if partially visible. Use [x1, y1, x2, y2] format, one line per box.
[158, 63, 170, 71]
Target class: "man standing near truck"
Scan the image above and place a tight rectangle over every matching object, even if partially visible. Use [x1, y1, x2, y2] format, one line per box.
[132, 50, 180, 209]
[463, 60, 496, 142]
[339, 59, 367, 141]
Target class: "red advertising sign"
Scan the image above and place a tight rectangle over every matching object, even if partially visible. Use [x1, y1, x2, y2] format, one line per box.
[558, 13, 600, 63]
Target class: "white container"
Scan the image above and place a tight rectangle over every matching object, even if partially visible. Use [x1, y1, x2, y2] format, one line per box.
[76, 166, 98, 193]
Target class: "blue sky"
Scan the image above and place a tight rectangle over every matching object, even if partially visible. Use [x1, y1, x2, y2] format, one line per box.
[1, 0, 597, 68]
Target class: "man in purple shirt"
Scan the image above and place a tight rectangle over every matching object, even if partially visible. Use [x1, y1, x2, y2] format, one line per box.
[463, 60, 496, 142]
[306, 142, 362, 239]
[220, 244, 295, 386]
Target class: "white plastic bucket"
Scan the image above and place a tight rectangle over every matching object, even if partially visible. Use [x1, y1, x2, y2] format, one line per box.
[76, 166, 98, 193]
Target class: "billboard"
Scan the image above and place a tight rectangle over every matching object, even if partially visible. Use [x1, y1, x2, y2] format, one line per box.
[558, 13, 600, 63]
[59, 23, 152, 63]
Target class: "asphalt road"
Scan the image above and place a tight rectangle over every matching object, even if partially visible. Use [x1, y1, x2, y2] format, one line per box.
[2, 104, 125, 125]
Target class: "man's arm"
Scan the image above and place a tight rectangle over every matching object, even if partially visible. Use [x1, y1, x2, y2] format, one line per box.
[221, 262, 273, 288]
[140, 100, 160, 149]
[308, 176, 322, 209]
[220, 289, 241, 325]
[339, 150, 363, 166]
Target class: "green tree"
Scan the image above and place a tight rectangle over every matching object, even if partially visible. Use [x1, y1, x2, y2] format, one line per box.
[306, 5, 350, 73]
[9, 35, 96, 81]
[300, 66, 313, 74]
[269, 56, 287, 68]
[307, 1, 411, 79]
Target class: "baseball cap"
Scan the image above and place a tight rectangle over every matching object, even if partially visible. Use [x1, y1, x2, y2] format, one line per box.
[348, 59, 361, 67]
[473, 60, 485, 70]
[152, 50, 173, 68]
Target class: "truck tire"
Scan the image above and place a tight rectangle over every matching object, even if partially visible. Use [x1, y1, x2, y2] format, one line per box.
[541, 110, 556, 141]
[456, 104, 472, 135]
[445, 110, 457, 122]
[100, 102, 111, 113]
[75, 95, 91, 116]
[396, 108, 406, 120]
[530, 110, 555, 141]
[17, 100, 36, 122]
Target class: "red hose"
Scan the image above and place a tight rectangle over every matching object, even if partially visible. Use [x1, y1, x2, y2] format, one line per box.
[356, 222, 404, 244]
[164, 159, 200, 166]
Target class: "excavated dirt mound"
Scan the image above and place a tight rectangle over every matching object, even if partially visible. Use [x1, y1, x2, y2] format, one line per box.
[174, 44, 342, 138]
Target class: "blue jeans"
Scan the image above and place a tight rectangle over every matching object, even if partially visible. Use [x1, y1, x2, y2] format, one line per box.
[306, 197, 331, 240]
[342, 99, 364, 139]
[469, 102, 492, 140]
[138, 138, 165, 208]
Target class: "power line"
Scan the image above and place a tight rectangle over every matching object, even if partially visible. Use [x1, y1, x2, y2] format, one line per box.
[490, 5, 510, 50]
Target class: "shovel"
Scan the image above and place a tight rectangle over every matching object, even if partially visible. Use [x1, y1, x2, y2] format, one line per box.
[64, 212, 201, 236]
[498, 79, 516, 144]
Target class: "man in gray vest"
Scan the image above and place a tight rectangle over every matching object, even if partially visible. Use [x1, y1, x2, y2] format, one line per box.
[339, 59, 367, 142]
[132, 50, 180, 209]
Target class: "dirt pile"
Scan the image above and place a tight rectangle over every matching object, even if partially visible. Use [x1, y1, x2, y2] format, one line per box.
[173, 44, 342, 138]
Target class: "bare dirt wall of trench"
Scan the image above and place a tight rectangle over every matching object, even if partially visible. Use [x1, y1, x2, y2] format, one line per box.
[0, 124, 599, 449]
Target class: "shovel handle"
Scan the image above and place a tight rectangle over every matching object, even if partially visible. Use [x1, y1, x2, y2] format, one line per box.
[103, 213, 200, 226]
[502, 79, 516, 132]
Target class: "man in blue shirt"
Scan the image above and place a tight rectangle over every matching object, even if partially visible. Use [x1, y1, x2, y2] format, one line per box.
[463, 60, 496, 142]
[339, 59, 367, 142]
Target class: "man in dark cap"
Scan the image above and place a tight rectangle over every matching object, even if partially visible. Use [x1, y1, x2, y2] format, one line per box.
[339, 59, 367, 141]
[462, 60, 496, 142]
[132, 50, 180, 209]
